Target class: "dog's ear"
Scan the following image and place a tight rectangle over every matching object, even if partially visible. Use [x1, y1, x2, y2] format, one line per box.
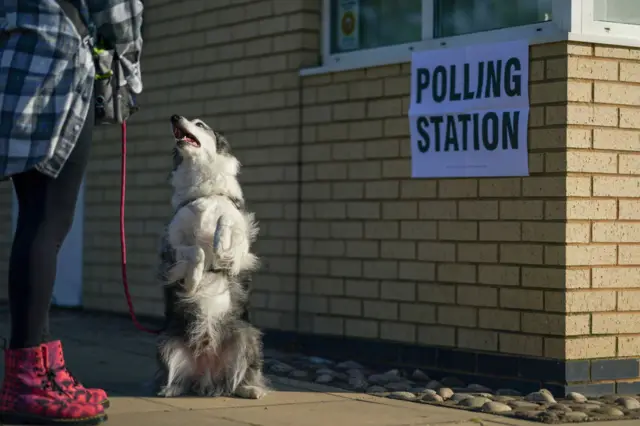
[214, 131, 231, 155]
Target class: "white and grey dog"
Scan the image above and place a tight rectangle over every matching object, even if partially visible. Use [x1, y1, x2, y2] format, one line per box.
[154, 115, 268, 399]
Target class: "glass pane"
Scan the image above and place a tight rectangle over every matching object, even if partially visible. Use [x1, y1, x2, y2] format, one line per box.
[330, 0, 422, 53]
[435, 0, 552, 38]
[594, 0, 640, 25]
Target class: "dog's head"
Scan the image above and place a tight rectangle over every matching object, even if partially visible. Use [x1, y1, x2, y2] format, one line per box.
[169, 115, 242, 207]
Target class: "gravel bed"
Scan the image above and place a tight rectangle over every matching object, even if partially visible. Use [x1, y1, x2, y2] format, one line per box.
[264, 350, 640, 423]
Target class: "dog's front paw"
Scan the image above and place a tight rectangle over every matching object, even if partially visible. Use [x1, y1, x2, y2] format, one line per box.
[157, 385, 185, 398]
[234, 385, 268, 400]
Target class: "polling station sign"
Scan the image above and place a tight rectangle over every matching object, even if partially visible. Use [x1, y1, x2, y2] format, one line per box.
[409, 40, 530, 178]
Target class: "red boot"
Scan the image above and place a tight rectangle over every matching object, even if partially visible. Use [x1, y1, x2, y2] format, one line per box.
[0, 344, 106, 425]
[43, 341, 110, 408]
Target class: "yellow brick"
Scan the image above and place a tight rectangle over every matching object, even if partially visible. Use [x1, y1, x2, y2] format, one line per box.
[595, 82, 640, 106]
[478, 265, 520, 286]
[380, 322, 416, 343]
[595, 46, 640, 59]
[479, 309, 520, 331]
[458, 201, 498, 220]
[531, 42, 569, 59]
[380, 241, 415, 260]
[400, 221, 437, 240]
[500, 244, 543, 265]
[330, 298, 362, 316]
[567, 56, 619, 80]
[499, 333, 543, 357]
[381, 281, 415, 301]
[313, 316, 344, 335]
[382, 201, 417, 220]
[522, 312, 574, 336]
[563, 104, 618, 127]
[418, 201, 457, 219]
[567, 314, 591, 336]
[522, 177, 568, 197]
[437, 263, 476, 283]
[438, 221, 477, 241]
[522, 222, 589, 243]
[399, 303, 436, 324]
[565, 336, 616, 359]
[400, 180, 437, 199]
[458, 329, 498, 351]
[560, 245, 617, 266]
[417, 325, 455, 347]
[545, 200, 617, 220]
[531, 81, 591, 104]
[418, 283, 456, 304]
[457, 285, 497, 307]
[364, 221, 398, 239]
[594, 176, 640, 197]
[529, 106, 545, 127]
[544, 338, 565, 359]
[592, 312, 640, 334]
[345, 319, 378, 338]
[299, 296, 328, 313]
[363, 300, 397, 320]
[367, 98, 402, 118]
[500, 288, 543, 310]
[522, 267, 590, 289]
[618, 290, 640, 311]
[345, 279, 379, 298]
[349, 80, 383, 99]
[530, 60, 545, 81]
[621, 62, 640, 83]
[438, 180, 478, 198]
[593, 267, 640, 288]
[593, 223, 640, 243]
[399, 261, 435, 281]
[479, 222, 521, 241]
[568, 43, 594, 56]
[499, 200, 544, 220]
[559, 290, 617, 313]
[619, 336, 640, 357]
[479, 178, 521, 197]
[620, 154, 640, 175]
[619, 246, 640, 265]
[457, 243, 498, 263]
[334, 101, 366, 121]
[417, 242, 456, 262]
[594, 129, 640, 152]
[549, 151, 617, 174]
[621, 108, 640, 129]
[437, 306, 477, 327]
[530, 128, 590, 150]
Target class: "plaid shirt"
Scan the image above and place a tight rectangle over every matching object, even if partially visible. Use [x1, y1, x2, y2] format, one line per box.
[0, 0, 143, 179]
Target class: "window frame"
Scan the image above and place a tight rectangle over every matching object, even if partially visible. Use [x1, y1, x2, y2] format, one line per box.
[306, 0, 639, 76]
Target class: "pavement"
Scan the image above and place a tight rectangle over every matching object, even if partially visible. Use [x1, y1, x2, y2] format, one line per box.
[0, 308, 635, 426]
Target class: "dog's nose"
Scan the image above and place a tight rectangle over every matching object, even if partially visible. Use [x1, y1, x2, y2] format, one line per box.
[170, 115, 181, 123]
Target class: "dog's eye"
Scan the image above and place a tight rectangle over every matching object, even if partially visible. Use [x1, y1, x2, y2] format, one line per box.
[195, 122, 206, 129]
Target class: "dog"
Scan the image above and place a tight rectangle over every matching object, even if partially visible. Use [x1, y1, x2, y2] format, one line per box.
[154, 115, 268, 399]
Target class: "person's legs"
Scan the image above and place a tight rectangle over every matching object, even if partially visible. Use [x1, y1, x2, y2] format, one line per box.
[9, 104, 93, 349]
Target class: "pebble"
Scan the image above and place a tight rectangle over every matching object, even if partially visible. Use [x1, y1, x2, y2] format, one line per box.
[509, 401, 541, 410]
[346, 368, 364, 378]
[411, 369, 430, 381]
[307, 356, 332, 365]
[422, 393, 444, 403]
[548, 403, 572, 412]
[565, 411, 589, 421]
[458, 396, 491, 408]
[409, 387, 434, 395]
[566, 392, 587, 403]
[366, 385, 386, 394]
[289, 370, 308, 379]
[481, 401, 512, 413]
[315, 374, 333, 384]
[316, 368, 334, 376]
[524, 389, 556, 404]
[571, 403, 601, 411]
[348, 376, 368, 390]
[437, 388, 454, 400]
[270, 362, 294, 374]
[387, 391, 416, 402]
[496, 388, 521, 397]
[386, 382, 412, 392]
[441, 377, 465, 388]
[336, 360, 363, 370]
[595, 406, 625, 417]
[450, 393, 473, 403]
[467, 384, 492, 393]
[617, 396, 640, 410]
[368, 373, 396, 385]
[426, 380, 442, 390]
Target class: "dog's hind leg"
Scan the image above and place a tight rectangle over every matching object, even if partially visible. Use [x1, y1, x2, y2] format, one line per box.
[157, 338, 196, 397]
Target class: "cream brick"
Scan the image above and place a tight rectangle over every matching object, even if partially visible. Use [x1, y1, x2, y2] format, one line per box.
[595, 82, 640, 106]
[559, 290, 617, 313]
[380, 241, 416, 260]
[437, 306, 477, 327]
[438, 221, 477, 241]
[523, 222, 589, 244]
[550, 151, 617, 174]
[620, 106, 640, 129]
[522, 312, 571, 336]
[479, 178, 521, 197]
[530, 60, 545, 81]
[417, 325, 455, 347]
[618, 290, 640, 311]
[399, 303, 436, 324]
[620, 154, 640, 175]
[345, 241, 378, 258]
[400, 221, 437, 240]
[499, 200, 544, 220]
[418, 283, 456, 304]
[620, 245, 640, 265]
[478, 309, 520, 331]
[563, 104, 618, 127]
[345, 279, 379, 298]
[566, 56, 619, 80]
[559, 245, 617, 266]
[523, 267, 590, 289]
[522, 177, 568, 197]
[457, 285, 497, 307]
[345, 319, 378, 339]
[399, 261, 435, 281]
[619, 336, 640, 357]
[381, 281, 415, 301]
[457, 243, 498, 263]
[500, 244, 544, 265]
[382, 201, 417, 220]
[418, 242, 456, 262]
[500, 288, 543, 310]
[595, 46, 640, 59]
[418, 201, 457, 219]
[458, 201, 498, 220]
[499, 334, 543, 357]
[478, 265, 520, 286]
[380, 322, 416, 343]
[592, 312, 640, 334]
[363, 300, 398, 320]
[313, 316, 344, 336]
[364, 221, 398, 239]
[531, 81, 591, 104]
[621, 62, 640, 83]
[566, 336, 616, 359]
[299, 296, 328, 313]
[437, 263, 476, 284]
[594, 128, 640, 151]
[480, 222, 521, 241]
[458, 329, 498, 351]
[593, 223, 640, 243]
[545, 200, 617, 220]
[544, 338, 565, 359]
[593, 267, 640, 288]
[438, 180, 478, 198]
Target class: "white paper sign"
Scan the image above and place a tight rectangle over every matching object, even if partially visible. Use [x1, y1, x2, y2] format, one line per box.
[409, 40, 530, 178]
[337, 0, 359, 51]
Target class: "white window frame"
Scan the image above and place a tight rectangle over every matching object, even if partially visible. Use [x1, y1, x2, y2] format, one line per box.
[303, 0, 640, 76]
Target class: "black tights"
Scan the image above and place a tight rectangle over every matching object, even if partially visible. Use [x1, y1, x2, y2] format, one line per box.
[9, 102, 94, 349]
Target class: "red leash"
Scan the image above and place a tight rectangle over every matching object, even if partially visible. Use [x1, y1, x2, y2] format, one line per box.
[119, 121, 162, 335]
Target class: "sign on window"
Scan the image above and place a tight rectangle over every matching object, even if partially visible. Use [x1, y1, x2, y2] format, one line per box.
[409, 40, 530, 178]
[337, 0, 360, 51]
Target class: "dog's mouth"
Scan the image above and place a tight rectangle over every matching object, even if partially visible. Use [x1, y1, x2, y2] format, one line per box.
[173, 125, 200, 148]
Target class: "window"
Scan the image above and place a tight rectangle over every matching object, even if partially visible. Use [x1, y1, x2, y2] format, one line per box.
[593, 0, 640, 26]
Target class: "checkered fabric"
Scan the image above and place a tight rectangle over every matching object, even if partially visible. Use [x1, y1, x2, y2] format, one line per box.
[0, 0, 143, 179]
